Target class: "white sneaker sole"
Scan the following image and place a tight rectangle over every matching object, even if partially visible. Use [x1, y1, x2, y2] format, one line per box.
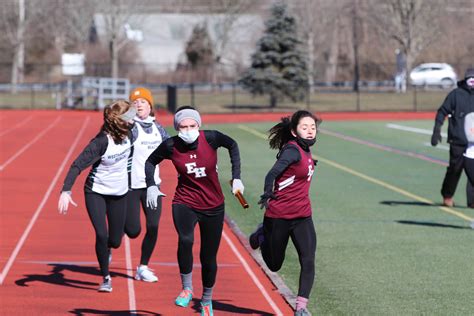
[134, 274, 158, 282]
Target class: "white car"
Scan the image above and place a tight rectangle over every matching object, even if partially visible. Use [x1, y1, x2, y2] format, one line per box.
[409, 63, 457, 88]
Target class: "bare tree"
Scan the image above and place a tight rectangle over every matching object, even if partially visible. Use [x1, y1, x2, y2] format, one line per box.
[0, 0, 26, 92]
[287, 0, 319, 92]
[33, 0, 95, 56]
[288, 0, 346, 85]
[367, 0, 444, 75]
[95, 0, 150, 78]
[194, 0, 257, 85]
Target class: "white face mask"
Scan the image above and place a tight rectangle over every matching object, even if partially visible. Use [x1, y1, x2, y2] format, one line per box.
[467, 78, 474, 88]
[178, 129, 199, 144]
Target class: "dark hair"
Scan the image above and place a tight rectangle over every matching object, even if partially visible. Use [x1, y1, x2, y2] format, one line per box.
[102, 100, 131, 144]
[175, 105, 197, 114]
[268, 110, 322, 150]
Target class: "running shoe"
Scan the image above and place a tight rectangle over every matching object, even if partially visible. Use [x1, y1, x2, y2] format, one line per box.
[175, 288, 193, 307]
[249, 223, 264, 250]
[294, 308, 310, 316]
[98, 276, 112, 293]
[135, 265, 158, 282]
[200, 301, 213, 316]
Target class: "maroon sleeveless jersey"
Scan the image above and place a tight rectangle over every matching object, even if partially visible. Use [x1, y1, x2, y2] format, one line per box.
[171, 130, 224, 210]
[265, 141, 315, 219]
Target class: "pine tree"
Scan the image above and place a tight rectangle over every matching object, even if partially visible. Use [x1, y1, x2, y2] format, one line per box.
[239, 2, 308, 108]
[185, 24, 214, 69]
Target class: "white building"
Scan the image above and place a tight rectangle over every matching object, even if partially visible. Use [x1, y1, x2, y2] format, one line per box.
[94, 13, 264, 74]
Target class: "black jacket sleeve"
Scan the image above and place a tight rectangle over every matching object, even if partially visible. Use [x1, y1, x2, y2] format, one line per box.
[434, 91, 455, 126]
[61, 132, 108, 192]
[145, 137, 174, 187]
[204, 130, 241, 179]
[263, 144, 301, 194]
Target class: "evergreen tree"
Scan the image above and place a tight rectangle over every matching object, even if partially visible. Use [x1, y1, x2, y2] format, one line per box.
[239, 2, 308, 108]
[185, 24, 214, 69]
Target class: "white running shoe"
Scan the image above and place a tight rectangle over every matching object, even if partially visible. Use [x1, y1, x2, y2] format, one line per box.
[135, 265, 158, 282]
[98, 276, 112, 292]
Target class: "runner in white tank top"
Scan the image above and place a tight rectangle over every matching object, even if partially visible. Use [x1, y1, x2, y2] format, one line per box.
[125, 87, 170, 282]
[58, 100, 135, 293]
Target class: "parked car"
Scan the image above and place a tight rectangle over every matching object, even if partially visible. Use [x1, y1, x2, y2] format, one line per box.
[409, 63, 457, 88]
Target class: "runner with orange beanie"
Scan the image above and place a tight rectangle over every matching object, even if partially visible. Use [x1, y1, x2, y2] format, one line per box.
[125, 87, 170, 282]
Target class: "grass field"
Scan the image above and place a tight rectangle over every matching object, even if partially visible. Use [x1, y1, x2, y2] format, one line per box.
[202, 119, 473, 315]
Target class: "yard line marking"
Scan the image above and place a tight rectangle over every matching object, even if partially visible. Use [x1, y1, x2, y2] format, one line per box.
[320, 128, 448, 166]
[315, 156, 473, 222]
[0, 117, 90, 285]
[0, 116, 61, 171]
[0, 115, 33, 137]
[238, 125, 473, 223]
[124, 237, 137, 315]
[387, 123, 451, 151]
[386, 123, 447, 137]
[222, 231, 283, 315]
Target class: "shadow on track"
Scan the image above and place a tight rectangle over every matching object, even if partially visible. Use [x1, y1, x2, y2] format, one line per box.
[15, 264, 130, 290]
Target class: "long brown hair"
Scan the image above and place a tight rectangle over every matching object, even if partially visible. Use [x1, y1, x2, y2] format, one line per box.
[268, 110, 322, 150]
[101, 100, 131, 144]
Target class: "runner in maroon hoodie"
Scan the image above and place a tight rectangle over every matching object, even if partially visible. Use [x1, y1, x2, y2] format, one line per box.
[249, 110, 321, 316]
[144, 106, 243, 316]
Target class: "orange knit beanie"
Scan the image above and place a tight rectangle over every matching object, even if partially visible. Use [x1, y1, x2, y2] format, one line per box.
[129, 87, 153, 107]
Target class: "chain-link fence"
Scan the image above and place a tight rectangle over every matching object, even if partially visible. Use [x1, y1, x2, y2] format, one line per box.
[1, 60, 470, 112]
[0, 81, 450, 113]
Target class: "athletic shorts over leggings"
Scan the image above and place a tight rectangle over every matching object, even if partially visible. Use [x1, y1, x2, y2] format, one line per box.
[85, 191, 127, 277]
[261, 216, 317, 298]
[172, 203, 224, 288]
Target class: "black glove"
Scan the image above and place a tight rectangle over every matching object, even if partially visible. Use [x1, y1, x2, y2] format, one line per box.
[431, 124, 442, 146]
[258, 192, 277, 210]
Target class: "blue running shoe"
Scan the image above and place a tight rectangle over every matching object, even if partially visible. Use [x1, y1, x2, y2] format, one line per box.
[175, 288, 193, 307]
[201, 301, 213, 316]
[294, 308, 310, 316]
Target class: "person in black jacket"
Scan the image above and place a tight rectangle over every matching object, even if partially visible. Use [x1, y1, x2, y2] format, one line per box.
[431, 68, 474, 207]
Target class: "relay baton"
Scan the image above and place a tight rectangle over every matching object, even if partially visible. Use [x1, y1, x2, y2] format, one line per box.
[229, 180, 249, 209]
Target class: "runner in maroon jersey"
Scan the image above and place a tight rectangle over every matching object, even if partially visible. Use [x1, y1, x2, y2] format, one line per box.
[144, 106, 243, 316]
[249, 110, 321, 316]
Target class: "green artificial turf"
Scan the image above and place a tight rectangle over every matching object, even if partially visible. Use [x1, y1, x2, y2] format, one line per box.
[206, 120, 473, 315]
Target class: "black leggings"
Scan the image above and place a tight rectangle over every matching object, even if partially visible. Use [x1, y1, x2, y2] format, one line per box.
[124, 188, 162, 265]
[261, 216, 317, 298]
[442, 143, 474, 204]
[84, 192, 127, 277]
[172, 203, 224, 288]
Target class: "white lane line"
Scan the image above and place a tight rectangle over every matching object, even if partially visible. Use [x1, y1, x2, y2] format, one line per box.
[0, 115, 33, 137]
[124, 237, 137, 314]
[386, 123, 447, 137]
[0, 116, 61, 171]
[422, 142, 449, 151]
[222, 231, 283, 316]
[0, 117, 90, 285]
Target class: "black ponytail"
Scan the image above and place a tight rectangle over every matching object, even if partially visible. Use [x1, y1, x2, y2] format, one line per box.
[268, 117, 292, 150]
